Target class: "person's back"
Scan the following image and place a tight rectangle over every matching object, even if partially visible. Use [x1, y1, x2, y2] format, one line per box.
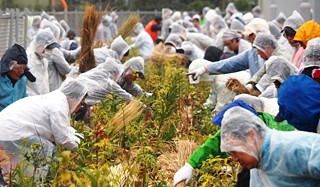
[0, 91, 69, 142]
[251, 129, 320, 186]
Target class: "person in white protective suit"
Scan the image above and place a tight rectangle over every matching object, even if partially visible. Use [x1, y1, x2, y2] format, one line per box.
[131, 22, 154, 61]
[220, 106, 320, 186]
[0, 78, 87, 180]
[26, 28, 58, 95]
[248, 32, 291, 98]
[222, 29, 251, 55]
[77, 57, 146, 106]
[188, 59, 249, 112]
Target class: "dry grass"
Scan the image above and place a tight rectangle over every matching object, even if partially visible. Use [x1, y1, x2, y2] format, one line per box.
[77, 6, 103, 73]
[109, 100, 144, 137]
[0, 150, 10, 166]
[117, 15, 140, 39]
[226, 78, 250, 95]
[149, 43, 188, 66]
[156, 139, 198, 184]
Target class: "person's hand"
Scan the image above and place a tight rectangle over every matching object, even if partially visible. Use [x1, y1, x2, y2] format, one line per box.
[145, 92, 153, 97]
[173, 163, 194, 186]
[186, 67, 208, 81]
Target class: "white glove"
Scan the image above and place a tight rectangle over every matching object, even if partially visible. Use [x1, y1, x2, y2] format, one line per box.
[145, 92, 153, 97]
[187, 67, 208, 81]
[245, 83, 253, 91]
[173, 163, 194, 186]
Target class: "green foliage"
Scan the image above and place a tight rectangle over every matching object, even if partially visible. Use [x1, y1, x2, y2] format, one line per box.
[7, 49, 240, 186]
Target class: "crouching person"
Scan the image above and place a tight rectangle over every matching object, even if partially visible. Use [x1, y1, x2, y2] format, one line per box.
[0, 78, 87, 183]
[221, 107, 320, 186]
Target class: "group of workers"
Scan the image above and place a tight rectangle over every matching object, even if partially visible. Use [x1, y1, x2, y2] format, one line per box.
[0, 2, 320, 186]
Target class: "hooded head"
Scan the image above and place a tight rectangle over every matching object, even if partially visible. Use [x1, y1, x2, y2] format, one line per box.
[111, 35, 130, 61]
[221, 106, 269, 169]
[60, 78, 88, 114]
[0, 44, 35, 82]
[123, 56, 145, 80]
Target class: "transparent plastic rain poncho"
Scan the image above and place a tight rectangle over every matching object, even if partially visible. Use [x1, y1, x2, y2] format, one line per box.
[40, 19, 60, 41]
[60, 20, 70, 33]
[118, 57, 144, 97]
[164, 33, 183, 47]
[26, 28, 58, 96]
[94, 47, 118, 65]
[77, 58, 133, 104]
[178, 41, 204, 62]
[243, 18, 269, 36]
[242, 12, 254, 25]
[220, 106, 269, 160]
[222, 29, 241, 41]
[59, 77, 88, 113]
[282, 10, 305, 31]
[171, 11, 182, 22]
[110, 35, 130, 61]
[230, 18, 244, 33]
[268, 21, 281, 40]
[52, 20, 66, 41]
[48, 47, 71, 91]
[133, 23, 154, 59]
[265, 56, 298, 84]
[169, 22, 186, 35]
[123, 56, 144, 74]
[253, 32, 278, 54]
[162, 8, 173, 20]
[185, 32, 215, 51]
[188, 59, 250, 112]
[235, 93, 279, 116]
[302, 37, 320, 68]
[274, 12, 286, 28]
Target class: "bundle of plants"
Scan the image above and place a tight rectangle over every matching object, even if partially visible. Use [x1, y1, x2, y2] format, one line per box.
[117, 14, 140, 39]
[78, 5, 103, 73]
[149, 43, 188, 67]
[156, 139, 198, 184]
[109, 99, 144, 137]
[226, 78, 250, 95]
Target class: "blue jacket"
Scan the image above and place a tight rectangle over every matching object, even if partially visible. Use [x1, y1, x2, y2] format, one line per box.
[207, 48, 263, 77]
[0, 75, 28, 111]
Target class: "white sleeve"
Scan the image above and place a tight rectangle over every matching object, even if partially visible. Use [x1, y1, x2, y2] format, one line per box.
[50, 110, 79, 150]
[51, 48, 71, 76]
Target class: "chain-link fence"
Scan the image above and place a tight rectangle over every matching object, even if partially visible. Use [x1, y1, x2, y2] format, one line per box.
[0, 8, 166, 56]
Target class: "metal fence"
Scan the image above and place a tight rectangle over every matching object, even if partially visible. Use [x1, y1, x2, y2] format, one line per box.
[0, 8, 165, 56]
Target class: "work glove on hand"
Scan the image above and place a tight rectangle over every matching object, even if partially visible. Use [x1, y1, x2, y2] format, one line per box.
[173, 163, 194, 186]
[186, 67, 208, 81]
[145, 92, 153, 97]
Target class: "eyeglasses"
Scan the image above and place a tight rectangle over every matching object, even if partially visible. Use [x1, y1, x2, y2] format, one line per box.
[12, 64, 27, 71]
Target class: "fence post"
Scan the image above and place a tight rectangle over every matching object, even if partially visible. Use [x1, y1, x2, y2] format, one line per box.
[15, 8, 19, 44]
[24, 8, 29, 48]
[9, 9, 14, 48]
[64, 9, 68, 22]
